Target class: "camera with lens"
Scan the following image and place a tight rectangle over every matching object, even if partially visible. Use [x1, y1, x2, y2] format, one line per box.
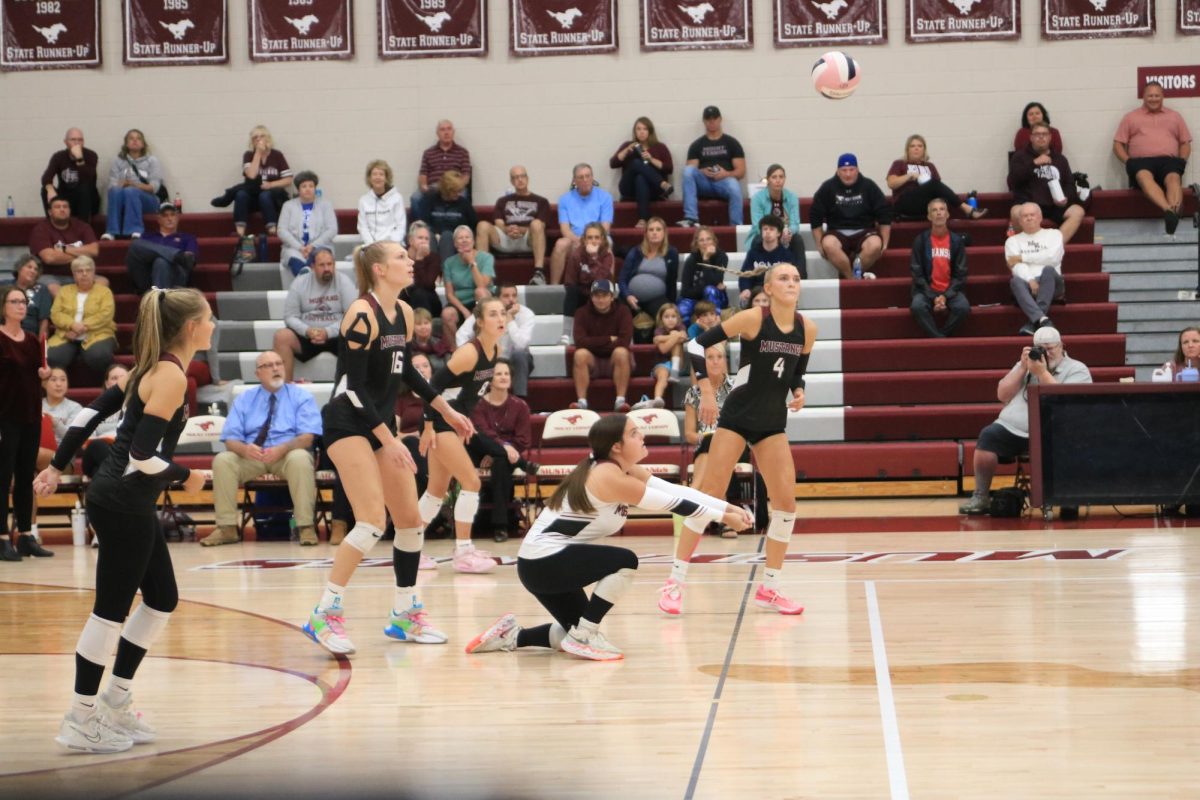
[1028, 346, 1045, 362]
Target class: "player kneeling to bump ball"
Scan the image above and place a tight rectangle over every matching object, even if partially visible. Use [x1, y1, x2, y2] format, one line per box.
[466, 414, 752, 661]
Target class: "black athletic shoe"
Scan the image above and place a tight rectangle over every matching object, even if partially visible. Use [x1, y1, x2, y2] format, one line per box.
[0, 540, 22, 561]
[1165, 209, 1180, 236]
[16, 534, 53, 557]
[1019, 322, 1038, 336]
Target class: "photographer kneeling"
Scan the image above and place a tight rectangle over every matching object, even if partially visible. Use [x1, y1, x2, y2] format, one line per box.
[959, 327, 1092, 515]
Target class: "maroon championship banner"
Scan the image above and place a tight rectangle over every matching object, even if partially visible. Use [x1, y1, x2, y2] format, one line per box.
[640, 0, 751, 51]
[774, 0, 886, 47]
[1137, 65, 1200, 97]
[379, 0, 486, 58]
[906, 0, 1018, 42]
[510, 0, 616, 57]
[1181, 0, 1200, 33]
[248, 0, 352, 61]
[1042, 0, 1153, 39]
[123, 0, 228, 66]
[1, 0, 101, 71]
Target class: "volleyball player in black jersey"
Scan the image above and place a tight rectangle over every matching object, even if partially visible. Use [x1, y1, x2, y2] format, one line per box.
[34, 288, 215, 753]
[303, 241, 474, 656]
[659, 262, 816, 616]
[417, 296, 505, 574]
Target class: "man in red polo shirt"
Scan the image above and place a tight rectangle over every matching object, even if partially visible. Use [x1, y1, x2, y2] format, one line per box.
[1113, 81, 1193, 235]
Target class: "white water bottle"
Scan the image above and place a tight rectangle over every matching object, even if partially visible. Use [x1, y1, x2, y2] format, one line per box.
[71, 501, 87, 546]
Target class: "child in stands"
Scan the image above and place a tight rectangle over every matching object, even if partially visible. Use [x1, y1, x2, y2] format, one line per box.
[633, 303, 686, 410]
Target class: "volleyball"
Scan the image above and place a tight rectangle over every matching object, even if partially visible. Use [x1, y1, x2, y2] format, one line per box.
[811, 52, 861, 100]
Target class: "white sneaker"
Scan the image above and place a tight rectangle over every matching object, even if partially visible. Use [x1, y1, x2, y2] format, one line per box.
[561, 626, 623, 661]
[558, 334, 571, 346]
[303, 607, 357, 655]
[99, 693, 157, 743]
[100, 233, 115, 241]
[55, 711, 134, 754]
[631, 396, 655, 411]
[464, 613, 521, 654]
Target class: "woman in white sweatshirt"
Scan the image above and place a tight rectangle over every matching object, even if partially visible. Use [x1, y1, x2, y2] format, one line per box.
[357, 160, 407, 246]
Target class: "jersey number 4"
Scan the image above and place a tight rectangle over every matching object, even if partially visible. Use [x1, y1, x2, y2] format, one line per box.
[772, 357, 785, 378]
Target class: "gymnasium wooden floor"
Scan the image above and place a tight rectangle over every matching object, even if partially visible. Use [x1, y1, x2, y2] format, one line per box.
[3, 501, 1199, 799]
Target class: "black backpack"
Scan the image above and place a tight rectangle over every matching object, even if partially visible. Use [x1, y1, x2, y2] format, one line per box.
[989, 486, 1028, 518]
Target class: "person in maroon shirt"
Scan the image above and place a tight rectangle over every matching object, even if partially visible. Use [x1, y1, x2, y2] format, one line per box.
[220, 126, 293, 237]
[886, 135, 988, 221]
[411, 119, 472, 225]
[29, 197, 100, 273]
[0, 286, 54, 561]
[1014, 102, 1064, 155]
[469, 359, 539, 542]
[561, 222, 615, 327]
[401, 222, 457, 334]
[571, 280, 634, 412]
[610, 117, 675, 229]
[909, 199, 971, 338]
[41, 127, 99, 222]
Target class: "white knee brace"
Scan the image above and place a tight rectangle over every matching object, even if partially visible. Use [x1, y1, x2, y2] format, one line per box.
[121, 604, 171, 651]
[392, 526, 423, 553]
[418, 492, 444, 525]
[766, 509, 796, 544]
[343, 521, 384, 554]
[454, 490, 480, 524]
[76, 613, 122, 666]
[593, 567, 637, 604]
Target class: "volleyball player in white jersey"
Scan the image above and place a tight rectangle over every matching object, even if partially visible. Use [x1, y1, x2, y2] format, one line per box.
[464, 413, 752, 661]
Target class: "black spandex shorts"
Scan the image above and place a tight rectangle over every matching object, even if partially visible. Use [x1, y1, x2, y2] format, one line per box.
[715, 422, 784, 447]
[321, 400, 396, 452]
[693, 434, 753, 462]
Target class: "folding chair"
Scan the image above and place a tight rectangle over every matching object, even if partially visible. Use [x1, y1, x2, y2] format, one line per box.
[533, 408, 600, 512]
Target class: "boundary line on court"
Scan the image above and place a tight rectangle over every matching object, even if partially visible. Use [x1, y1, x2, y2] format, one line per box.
[866, 580, 909, 800]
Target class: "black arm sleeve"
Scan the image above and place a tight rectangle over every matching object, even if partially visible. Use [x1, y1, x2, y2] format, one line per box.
[50, 385, 126, 471]
[423, 355, 471, 421]
[791, 352, 811, 391]
[129, 413, 191, 483]
[339, 311, 385, 430]
[688, 324, 732, 379]
[402, 341, 440, 404]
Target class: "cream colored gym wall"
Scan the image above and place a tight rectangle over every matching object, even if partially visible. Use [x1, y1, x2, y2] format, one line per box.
[1, 0, 1195, 218]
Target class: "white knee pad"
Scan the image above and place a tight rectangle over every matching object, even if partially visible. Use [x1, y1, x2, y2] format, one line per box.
[766, 509, 796, 544]
[454, 490, 480, 524]
[392, 526, 424, 553]
[121, 604, 171, 651]
[593, 567, 637, 604]
[418, 492, 444, 525]
[76, 614, 122, 666]
[343, 521, 384, 554]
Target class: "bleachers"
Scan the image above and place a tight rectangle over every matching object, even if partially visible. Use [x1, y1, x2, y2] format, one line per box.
[4, 187, 1163, 499]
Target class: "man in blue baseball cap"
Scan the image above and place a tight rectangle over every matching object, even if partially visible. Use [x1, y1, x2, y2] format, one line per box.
[809, 153, 892, 280]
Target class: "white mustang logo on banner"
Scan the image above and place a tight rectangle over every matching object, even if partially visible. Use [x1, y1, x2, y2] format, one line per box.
[33, 23, 68, 43]
[418, 10, 453, 31]
[159, 19, 195, 40]
[547, 8, 583, 28]
[811, 0, 848, 20]
[678, 3, 714, 23]
[1087, 0, 1109, 10]
[946, 0, 982, 13]
[285, 14, 320, 35]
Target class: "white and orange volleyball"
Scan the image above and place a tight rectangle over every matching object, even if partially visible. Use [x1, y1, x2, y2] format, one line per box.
[811, 52, 861, 100]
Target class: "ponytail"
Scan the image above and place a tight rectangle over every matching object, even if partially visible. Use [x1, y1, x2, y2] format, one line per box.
[126, 287, 207, 403]
[352, 241, 395, 296]
[546, 414, 629, 513]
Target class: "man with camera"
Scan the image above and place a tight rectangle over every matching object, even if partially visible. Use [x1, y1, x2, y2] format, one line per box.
[959, 327, 1092, 515]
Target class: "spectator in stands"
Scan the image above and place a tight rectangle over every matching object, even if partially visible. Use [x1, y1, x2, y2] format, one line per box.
[740, 215, 795, 304]
[80, 363, 128, 478]
[278, 171, 337, 279]
[619, 217, 678, 319]
[683, 343, 738, 538]
[470, 359, 539, 542]
[749, 286, 770, 310]
[30, 197, 99, 271]
[561, 222, 615, 325]
[679, 226, 729, 322]
[477, 165, 550, 277]
[357, 159, 406, 246]
[1160, 326, 1200, 380]
[0, 285, 52, 561]
[422, 170, 477, 262]
[1006, 203, 1065, 336]
[411, 307, 451, 372]
[678, 106, 746, 228]
[457, 283, 535, 397]
[412, 119, 472, 224]
[571, 280, 633, 412]
[125, 202, 198, 294]
[547, 164, 614, 286]
[888, 136, 988, 222]
[9, 254, 53, 337]
[1113, 81, 1193, 235]
[1014, 102, 1064, 154]
[687, 300, 720, 339]
[225, 125, 292, 238]
[200, 350, 323, 547]
[41, 128, 98, 222]
[1008, 123, 1085, 243]
[960, 327, 1092, 515]
[611, 117, 674, 229]
[633, 303, 685, 410]
[811, 154, 892, 280]
[910, 198, 970, 338]
[401, 221, 452, 326]
[273, 247, 356, 382]
[749, 164, 808, 267]
[442, 225, 495, 342]
[42, 366, 82, 446]
[47, 256, 116, 375]
[101, 129, 163, 241]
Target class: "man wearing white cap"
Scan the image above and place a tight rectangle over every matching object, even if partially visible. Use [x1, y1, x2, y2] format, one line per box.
[959, 326, 1092, 515]
[1005, 202, 1065, 336]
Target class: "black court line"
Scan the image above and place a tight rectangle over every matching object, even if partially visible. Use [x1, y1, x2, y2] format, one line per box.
[684, 537, 763, 800]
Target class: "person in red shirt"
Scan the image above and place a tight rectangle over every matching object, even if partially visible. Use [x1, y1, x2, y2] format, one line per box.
[469, 359, 539, 542]
[909, 199, 970, 338]
[571, 280, 634, 412]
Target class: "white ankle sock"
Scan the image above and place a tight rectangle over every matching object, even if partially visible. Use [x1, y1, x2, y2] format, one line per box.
[318, 582, 345, 613]
[393, 586, 416, 615]
[455, 539, 473, 552]
[615, 396, 626, 407]
[576, 618, 599, 637]
[671, 559, 690, 584]
[763, 567, 781, 591]
[70, 693, 97, 723]
[103, 675, 132, 705]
